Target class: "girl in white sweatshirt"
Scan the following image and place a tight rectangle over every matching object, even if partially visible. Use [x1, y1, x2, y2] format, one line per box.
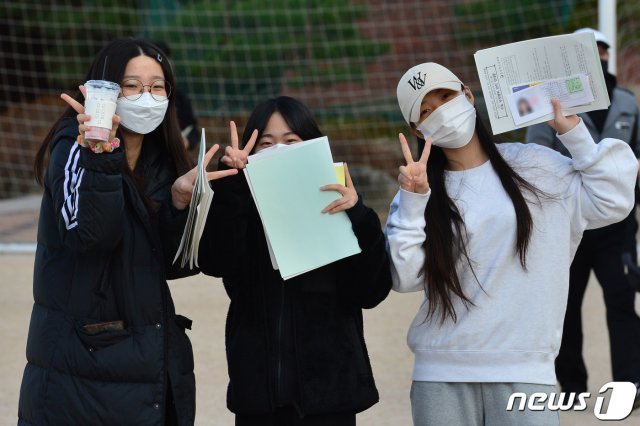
[386, 62, 638, 426]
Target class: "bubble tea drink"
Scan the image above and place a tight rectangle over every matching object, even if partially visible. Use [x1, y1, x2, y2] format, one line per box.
[84, 80, 120, 143]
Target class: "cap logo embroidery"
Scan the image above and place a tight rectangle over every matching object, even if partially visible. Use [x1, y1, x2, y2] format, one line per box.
[407, 71, 426, 90]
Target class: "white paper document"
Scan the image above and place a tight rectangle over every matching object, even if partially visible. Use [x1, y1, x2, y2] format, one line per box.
[243, 137, 361, 280]
[173, 128, 214, 269]
[474, 32, 610, 134]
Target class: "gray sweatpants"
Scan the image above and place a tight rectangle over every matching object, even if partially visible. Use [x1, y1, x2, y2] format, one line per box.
[410, 381, 560, 426]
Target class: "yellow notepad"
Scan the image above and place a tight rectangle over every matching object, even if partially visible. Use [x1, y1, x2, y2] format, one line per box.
[334, 162, 345, 186]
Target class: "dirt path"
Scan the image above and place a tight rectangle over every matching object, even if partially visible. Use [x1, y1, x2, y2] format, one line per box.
[1, 252, 639, 424]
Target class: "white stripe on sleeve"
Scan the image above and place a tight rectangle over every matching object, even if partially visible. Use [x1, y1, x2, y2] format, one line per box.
[61, 144, 83, 230]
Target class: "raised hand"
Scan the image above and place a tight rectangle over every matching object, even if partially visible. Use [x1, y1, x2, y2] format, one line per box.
[60, 85, 120, 148]
[321, 163, 358, 214]
[547, 98, 580, 135]
[398, 133, 431, 194]
[220, 121, 259, 169]
[171, 144, 238, 210]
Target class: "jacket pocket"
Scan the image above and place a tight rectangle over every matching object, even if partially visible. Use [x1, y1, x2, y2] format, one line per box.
[76, 320, 130, 351]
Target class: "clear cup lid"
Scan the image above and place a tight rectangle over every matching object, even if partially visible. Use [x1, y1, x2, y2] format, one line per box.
[85, 80, 120, 91]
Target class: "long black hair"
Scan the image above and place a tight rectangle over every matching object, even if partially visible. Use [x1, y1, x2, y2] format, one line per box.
[34, 38, 191, 187]
[241, 96, 323, 149]
[422, 111, 545, 323]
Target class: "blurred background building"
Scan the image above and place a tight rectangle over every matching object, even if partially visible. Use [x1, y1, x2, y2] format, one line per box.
[1, 0, 639, 214]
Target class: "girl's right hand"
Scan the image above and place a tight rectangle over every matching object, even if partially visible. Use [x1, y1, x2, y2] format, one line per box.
[60, 85, 120, 148]
[398, 133, 431, 194]
[220, 121, 258, 169]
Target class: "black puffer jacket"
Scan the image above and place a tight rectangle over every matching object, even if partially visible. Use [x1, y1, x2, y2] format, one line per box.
[198, 172, 392, 417]
[19, 118, 197, 425]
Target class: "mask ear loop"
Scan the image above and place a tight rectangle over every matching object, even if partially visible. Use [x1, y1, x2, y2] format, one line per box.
[462, 84, 476, 107]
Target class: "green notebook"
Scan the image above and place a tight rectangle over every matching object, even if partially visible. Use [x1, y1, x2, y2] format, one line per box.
[244, 137, 361, 280]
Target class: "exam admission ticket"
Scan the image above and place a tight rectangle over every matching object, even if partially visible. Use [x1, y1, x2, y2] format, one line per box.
[509, 74, 594, 126]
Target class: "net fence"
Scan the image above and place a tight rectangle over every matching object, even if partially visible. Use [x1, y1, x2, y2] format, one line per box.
[2, 0, 639, 213]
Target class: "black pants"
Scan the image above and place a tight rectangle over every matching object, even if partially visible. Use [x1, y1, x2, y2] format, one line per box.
[235, 407, 356, 426]
[555, 224, 640, 392]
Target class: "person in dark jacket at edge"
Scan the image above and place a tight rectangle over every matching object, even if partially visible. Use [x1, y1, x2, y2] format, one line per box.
[18, 38, 237, 425]
[151, 40, 200, 151]
[526, 27, 640, 408]
[198, 96, 393, 426]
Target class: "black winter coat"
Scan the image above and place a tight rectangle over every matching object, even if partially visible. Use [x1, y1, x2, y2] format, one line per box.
[198, 172, 392, 417]
[19, 118, 197, 425]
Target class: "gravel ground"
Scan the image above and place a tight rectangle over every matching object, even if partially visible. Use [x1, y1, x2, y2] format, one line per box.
[1, 194, 639, 425]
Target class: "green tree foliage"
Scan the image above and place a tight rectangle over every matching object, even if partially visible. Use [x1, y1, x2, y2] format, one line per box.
[149, 0, 388, 109]
[452, 0, 597, 49]
[619, 0, 640, 49]
[1, 0, 140, 91]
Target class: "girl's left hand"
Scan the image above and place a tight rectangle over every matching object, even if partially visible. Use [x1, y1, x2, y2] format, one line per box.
[171, 144, 238, 210]
[547, 98, 581, 135]
[320, 163, 358, 214]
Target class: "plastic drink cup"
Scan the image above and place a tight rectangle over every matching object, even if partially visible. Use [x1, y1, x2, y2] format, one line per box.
[84, 80, 120, 143]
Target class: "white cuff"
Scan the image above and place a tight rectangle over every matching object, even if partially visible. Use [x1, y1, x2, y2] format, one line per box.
[556, 118, 597, 161]
[396, 188, 430, 220]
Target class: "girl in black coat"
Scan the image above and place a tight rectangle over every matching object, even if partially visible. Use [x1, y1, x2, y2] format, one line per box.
[198, 97, 393, 426]
[19, 38, 235, 425]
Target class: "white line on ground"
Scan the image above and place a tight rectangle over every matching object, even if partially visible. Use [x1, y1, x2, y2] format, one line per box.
[0, 243, 37, 254]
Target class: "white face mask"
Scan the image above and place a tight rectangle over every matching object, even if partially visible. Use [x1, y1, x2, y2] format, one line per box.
[116, 93, 169, 135]
[417, 94, 476, 149]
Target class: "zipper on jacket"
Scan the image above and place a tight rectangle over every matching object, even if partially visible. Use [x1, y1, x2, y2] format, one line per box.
[275, 282, 286, 404]
[159, 266, 169, 425]
[160, 293, 168, 424]
[292, 307, 305, 419]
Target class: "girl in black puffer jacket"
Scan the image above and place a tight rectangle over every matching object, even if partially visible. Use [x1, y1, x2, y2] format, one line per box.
[19, 38, 235, 426]
[199, 97, 393, 426]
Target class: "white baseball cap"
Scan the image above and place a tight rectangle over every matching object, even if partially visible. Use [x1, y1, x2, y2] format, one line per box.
[574, 27, 610, 48]
[397, 62, 463, 124]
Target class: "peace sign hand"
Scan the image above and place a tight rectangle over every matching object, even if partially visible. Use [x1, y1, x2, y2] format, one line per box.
[60, 85, 120, 149]
[221, 121, 258, 169]
[171, 144, 238, 210]
[320, 163, 358, 214]
[398, 133, 431, 194]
